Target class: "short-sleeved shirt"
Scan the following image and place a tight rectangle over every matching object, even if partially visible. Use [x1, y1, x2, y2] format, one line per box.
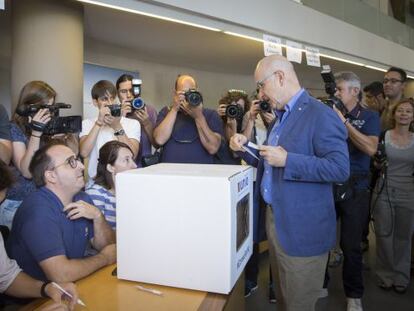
[86, 183, 116, 230]
[0, 234, 21, 293]
[7, 187, 94, 281]
[127, 104, 158, 167]
[6, 123, 37, 202]
[0, 104, 10, 140]
[80, 117, 141, 179]
[156, 107, 223, 164]
[347, 105, 380, 188]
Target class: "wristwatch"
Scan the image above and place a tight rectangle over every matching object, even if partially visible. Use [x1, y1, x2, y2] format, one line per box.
[114, 129, 125, 136]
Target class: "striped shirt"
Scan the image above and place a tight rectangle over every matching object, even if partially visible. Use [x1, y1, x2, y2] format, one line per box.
[86, 183, 116, 230]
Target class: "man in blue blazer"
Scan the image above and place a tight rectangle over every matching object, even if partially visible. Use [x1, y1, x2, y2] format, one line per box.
[230, 55, 349, 311]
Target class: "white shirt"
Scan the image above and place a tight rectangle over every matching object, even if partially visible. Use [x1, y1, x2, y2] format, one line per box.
[0, 235, 21, 293]
[80, 117, 141, 179]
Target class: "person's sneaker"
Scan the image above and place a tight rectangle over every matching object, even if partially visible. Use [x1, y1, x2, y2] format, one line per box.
[347, 298, 363, 311]
[328, 248, 343, 268]
[244, 280, 258, 298]
[268, 283, 276, 303]
[318, 288, 328, 299]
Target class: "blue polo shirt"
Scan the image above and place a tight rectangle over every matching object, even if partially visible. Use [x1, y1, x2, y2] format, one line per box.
[261, 89, 305, 204]
[7, 187, 94, 281]
[346, 105, 380, 189]
[156, 107, 224, 164]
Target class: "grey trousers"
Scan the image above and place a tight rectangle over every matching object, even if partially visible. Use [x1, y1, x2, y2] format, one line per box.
[373, 186, 414, 287]
[266, 206, 328, 311]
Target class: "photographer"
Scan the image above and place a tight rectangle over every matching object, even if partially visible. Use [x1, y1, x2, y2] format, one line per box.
[116, 74, 158, 167]
[79, 80, 140, 180]
[86, 141, 137, 230]
[153, 74, 223, 164]
[330, 72, 380, 310]
[372, 98, 414, 294]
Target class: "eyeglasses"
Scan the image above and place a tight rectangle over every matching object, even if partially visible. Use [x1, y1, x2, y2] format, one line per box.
[383, 78, 403, 84]
[256, 72, 277, 89]
[51, 155, 80, 170]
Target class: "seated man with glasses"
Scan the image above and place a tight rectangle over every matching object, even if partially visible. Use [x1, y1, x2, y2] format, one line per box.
[80, 80, 140, 180]
[7, 143, 116, 283]
[153, 74, 223, 164]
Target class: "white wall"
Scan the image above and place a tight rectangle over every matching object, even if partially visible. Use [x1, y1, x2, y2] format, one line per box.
[85, 38, 256, 112]
[0, 0, 11, 116]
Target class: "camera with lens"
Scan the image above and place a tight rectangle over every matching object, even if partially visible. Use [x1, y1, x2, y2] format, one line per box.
[16, 102, 82, 135]
[225, 103, 244, 119]
[107, 104, 121, 117]
[373, 141, 387, 168]
[130, 78, 146, 110]
[258, 100, 271, 112]
[320, 65, 348, 115]
[184, 89, 203, 106]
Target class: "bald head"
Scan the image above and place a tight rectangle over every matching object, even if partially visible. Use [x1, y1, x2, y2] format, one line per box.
[254, 55, 301, 109]
[175, 75, 197, 93]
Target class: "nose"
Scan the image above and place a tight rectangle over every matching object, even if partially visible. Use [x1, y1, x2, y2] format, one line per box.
[78, 161, 85, 170]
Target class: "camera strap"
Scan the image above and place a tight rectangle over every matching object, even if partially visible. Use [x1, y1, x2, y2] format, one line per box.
[30, 120, 47, 133]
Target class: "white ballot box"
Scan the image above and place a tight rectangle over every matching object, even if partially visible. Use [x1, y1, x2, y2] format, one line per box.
[116, 163, 253, 294]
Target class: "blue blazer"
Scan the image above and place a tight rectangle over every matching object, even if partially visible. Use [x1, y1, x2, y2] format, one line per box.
[249, 91, 349, 257]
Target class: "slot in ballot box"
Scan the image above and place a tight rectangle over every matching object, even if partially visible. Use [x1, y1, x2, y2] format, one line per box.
[116, 163, 253, 294]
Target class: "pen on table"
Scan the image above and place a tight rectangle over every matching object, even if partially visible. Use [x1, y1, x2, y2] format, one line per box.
[51, 282, 87, 307]
[135, 284, 163, 297]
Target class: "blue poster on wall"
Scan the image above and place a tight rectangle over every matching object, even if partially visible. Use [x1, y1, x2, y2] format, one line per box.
[83, 63, 138, 119]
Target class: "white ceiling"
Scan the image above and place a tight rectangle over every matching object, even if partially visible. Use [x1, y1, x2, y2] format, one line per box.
[83, 3, 386, 91]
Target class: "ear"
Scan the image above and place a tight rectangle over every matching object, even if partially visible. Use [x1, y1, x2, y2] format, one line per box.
[106, 163, 115, 174]
[92, 99, 99, 108]
[352, 87, 360, 97]
[276, 71, 285, 87]
[44, 170, 57, 185]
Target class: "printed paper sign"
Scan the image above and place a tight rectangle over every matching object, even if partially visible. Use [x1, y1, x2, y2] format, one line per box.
[305, 46, 321, 67]
[286, 40, 303, 63]
[0, 1, 4, 10]
[263, 34, 283, 56]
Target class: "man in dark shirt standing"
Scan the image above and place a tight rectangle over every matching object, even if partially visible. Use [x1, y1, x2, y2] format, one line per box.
[153, 74, 223, 164]
[331, 72, 380, 311]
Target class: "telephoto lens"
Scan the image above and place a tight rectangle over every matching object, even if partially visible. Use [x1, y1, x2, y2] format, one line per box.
[184, 89, 203, 106]
[225, 103, 244, 119]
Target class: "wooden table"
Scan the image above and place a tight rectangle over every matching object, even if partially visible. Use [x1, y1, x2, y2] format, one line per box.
[21, 265, 244, 311]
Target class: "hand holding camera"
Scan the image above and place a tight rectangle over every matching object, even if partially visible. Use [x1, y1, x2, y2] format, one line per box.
[29, 108, 52, 135]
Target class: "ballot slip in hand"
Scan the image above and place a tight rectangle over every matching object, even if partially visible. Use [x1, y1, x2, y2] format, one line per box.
[241, 145, 260, 160]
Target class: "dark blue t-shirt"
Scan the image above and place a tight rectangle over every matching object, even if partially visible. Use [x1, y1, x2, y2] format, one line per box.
[347, 105, 380, 188]
[7, 187, 94, 281]
[156, 107, 223, 164]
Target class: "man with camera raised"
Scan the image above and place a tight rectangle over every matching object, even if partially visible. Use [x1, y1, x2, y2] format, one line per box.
[331, 72, 380, 311]
[153, 74, 223, 164]
[80, 80, 140, 180]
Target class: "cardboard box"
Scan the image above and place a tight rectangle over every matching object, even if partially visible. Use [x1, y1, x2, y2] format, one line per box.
[116, 163, 253, 294]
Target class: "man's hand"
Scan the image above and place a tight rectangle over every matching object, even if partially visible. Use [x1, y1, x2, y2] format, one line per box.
[172, 92, 184, 112]
[63, 200, 102, 221]
[216, 104, 227, 118]
[229, 133, 248, 152]
[105, 115, 122, 131]
[99, 244, 117, 265]
[134, 107, 151, 126]
[260, 110, 276, 126]
[98, 106, 110, 124]
[181, 102, 204, 120]
[121, 99, 132, 117]
[44, 282, 78, 311]
[248, 100, 261, 121]
[259, 145, 287, 167]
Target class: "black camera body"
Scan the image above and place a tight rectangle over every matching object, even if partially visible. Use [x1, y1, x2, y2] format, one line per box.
[374, 141, 387, 167]
[225, 103, 244, 119]
[259, 100, 271, 112]
[184, 89, 203, 106]
[320, 65, 348, 115]
[16, 102, 82, 135]
[130, 79, 145, 110]
[107, 104, 121, 117]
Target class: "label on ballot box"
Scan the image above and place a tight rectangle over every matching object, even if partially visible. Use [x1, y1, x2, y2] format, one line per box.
[116, 163, 253, 294]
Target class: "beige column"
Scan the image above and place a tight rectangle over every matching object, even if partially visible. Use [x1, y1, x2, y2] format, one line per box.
[11, 0, 84, 116]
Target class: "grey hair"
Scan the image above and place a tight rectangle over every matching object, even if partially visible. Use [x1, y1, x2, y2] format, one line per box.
[334, 71, 361, 89]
